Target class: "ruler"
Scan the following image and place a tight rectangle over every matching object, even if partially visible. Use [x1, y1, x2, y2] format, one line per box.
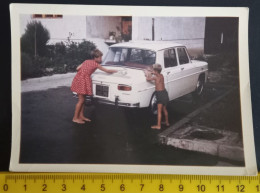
[0, 172, 260, 193]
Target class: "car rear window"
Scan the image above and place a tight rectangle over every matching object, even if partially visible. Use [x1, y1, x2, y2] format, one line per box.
[103, 47, 156, 69]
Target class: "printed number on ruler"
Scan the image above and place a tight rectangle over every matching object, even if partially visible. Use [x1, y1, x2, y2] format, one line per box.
[0, 173, 260, 193]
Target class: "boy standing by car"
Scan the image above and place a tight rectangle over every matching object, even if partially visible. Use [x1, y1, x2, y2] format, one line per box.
[145, 64, 170, 129]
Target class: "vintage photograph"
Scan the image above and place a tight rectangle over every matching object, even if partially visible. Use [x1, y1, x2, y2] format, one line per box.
[10, 4, 257, 175]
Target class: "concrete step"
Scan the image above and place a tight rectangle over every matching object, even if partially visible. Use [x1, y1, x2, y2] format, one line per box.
[160, 125, 244, 162]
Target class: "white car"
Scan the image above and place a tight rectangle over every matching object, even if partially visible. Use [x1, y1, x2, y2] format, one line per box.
[91, 41, 208, 112]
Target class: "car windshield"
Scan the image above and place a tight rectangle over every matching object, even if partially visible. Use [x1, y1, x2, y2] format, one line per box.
[102, 47, 156, 69]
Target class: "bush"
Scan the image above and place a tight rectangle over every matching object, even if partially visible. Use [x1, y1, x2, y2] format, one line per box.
[205, 50, 238, 72]
[194, 53, 207, 61]
[21, 53, 47, 79]
[21, 54, 55, 79]
[21, 39, 97, 79]
[21, 52, 34, 80]
[78, 40, 96, 61]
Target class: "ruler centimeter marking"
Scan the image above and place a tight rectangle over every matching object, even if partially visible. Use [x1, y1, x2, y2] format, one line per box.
[0, 173, 260, 193]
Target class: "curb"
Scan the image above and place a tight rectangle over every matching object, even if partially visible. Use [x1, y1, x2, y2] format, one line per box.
[164, 125, 244, 162]
[165, 137, 244, 162]
[158, 86, 243, 162]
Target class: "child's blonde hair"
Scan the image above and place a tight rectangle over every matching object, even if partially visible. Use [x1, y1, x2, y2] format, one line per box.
[153, 64, 162, 73]
[91, 49, 103, 58]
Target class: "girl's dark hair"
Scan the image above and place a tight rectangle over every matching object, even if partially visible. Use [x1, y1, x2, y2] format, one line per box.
[91, 49, 103, 58]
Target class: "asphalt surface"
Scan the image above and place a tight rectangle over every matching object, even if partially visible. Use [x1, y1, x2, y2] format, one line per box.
[19, 84, 243, 166]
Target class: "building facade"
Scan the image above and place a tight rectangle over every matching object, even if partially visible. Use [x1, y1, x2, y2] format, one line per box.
[132, 17, 206, 57]
[23, 15, 236, 58]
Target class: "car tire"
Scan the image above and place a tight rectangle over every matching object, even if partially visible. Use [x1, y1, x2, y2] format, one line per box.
[149, 92, 158, 115]
[192, 74, 205, 99]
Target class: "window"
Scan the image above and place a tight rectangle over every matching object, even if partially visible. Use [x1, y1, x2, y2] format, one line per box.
[130, 49, 143, 63]
[110, 48, 128, 62]
[177, 47, 189, 65]
[129, 49, 155, 65]
[164, 49, 177, 68]
[103, 47, 156, 69]
[142, 50, 156, 65]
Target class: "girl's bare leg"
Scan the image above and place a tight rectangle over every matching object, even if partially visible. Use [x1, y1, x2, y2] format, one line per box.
[79, 103, 91, 122]
[72, 94, 85, 124]
[151, 104, 163, 130]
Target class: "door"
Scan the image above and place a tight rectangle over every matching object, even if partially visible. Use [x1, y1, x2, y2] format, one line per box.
[176, 47, 197, 96]
[162, 48, 183, 100]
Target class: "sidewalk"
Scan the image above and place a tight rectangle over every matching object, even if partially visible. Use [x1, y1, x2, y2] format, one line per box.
[21, 73, 76, 93]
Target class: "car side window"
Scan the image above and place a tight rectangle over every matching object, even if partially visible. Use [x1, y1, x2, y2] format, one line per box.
[164, 49, 177, 68]
[177, 47, 189, 65]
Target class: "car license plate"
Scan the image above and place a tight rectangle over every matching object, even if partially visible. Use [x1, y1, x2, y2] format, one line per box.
[96, 85, 109, 97]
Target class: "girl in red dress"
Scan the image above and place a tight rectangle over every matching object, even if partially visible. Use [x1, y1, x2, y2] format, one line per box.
[71, 49, 117, 124]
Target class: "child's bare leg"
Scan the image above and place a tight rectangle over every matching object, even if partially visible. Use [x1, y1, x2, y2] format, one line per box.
[72, 94, 85, 124]
[162, 105, 169, 126]
[151, 104, 163, 130]
[79, 104, 91, 122]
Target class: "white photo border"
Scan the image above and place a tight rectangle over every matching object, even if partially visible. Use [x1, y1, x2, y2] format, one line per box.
[10, 3, 257, 175]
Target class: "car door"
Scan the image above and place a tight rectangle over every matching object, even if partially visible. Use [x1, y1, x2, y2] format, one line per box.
[176, 47, 198, 96]
[162, 48, 183, 100]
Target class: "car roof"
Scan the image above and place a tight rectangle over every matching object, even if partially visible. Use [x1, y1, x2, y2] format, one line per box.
[110, 41, 183, 51]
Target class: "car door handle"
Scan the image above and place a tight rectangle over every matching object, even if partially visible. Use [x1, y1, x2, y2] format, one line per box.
[167, 71, 171, 75]
[181, 67, 184, 70]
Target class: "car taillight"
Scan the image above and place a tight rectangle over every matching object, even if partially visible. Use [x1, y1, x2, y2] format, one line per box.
[118, 84, 132, 91]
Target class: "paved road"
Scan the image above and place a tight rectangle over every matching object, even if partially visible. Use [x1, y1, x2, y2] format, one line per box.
[20, 84, 243, 166]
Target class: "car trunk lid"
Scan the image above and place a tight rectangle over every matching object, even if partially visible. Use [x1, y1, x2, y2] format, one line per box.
[92, 66, 145, 85]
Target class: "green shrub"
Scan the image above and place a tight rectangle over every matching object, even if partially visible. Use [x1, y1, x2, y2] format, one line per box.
[77, 40, 96, 61]
[21, 53, 46, 79]
[21, 52, 34, 80]
[21, 38, 97, 79]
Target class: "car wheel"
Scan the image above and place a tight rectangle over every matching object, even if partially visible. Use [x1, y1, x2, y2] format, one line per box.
[192, 75, 205, 99]
[149, 92, 158, 115]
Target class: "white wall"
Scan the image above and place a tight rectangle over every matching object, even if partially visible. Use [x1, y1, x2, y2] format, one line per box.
[20, 15, 87, 44]
[132, 17, 206, 56]
[132, 17, 153, 40]
[86, 16, 122, 39]
[85, 16, 122, 57]
[154, 17, 205, 40]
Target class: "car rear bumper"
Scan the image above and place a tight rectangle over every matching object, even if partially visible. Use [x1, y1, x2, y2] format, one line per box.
[92, 98, 140, 107]
[73, 93, 140, 108]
